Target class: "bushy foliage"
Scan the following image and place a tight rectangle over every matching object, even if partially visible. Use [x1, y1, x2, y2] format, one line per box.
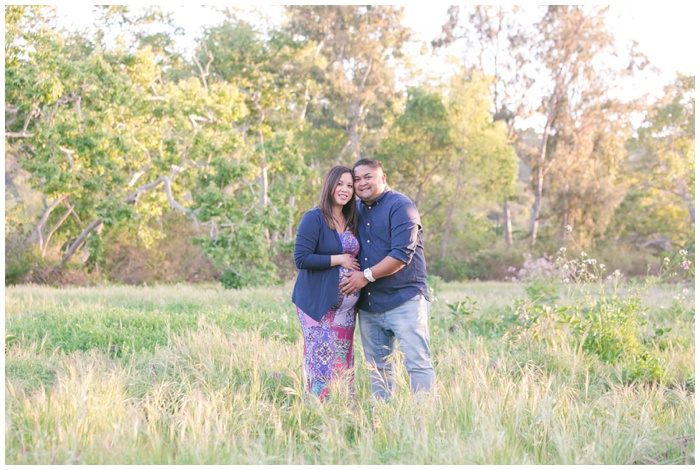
[444, 248, 694, 386]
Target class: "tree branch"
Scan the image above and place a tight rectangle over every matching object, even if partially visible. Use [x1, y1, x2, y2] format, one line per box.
[43, 204, 75, 257]
[32, 195, 69, 249]
[5, 132, 35, 138]
[61, 218, 102, 266]
[193, 43, 214, 91]
[122, 175, 191, 213]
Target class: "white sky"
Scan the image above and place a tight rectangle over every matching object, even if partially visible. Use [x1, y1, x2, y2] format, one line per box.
[51, 3, 697, 98]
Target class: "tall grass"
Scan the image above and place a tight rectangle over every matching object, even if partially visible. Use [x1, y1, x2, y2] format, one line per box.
[5, 279, 694, 464]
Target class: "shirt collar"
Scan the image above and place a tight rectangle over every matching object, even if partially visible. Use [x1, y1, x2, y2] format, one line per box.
[364, 187, 390, 207]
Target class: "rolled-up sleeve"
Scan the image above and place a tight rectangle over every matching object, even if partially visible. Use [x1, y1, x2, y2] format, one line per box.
[387, 201, 421, 264]
[294, 211, 332, 270]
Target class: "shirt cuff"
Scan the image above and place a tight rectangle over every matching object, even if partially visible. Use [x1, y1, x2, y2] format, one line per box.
[388, 250, 411, 264]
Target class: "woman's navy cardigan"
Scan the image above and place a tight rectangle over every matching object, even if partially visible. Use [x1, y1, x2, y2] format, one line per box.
[292, 207, 346, 322]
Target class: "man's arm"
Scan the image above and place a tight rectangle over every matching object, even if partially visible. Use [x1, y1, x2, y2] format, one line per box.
[338, 255, 405, 295]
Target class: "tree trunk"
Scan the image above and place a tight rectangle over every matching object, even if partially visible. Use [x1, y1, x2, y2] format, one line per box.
[441, 160, 464, 259]
[286, 194, 295, 243]
[560, 197, 569, 245]
[254, 105, 268, 209]
[61, 218, 102, 266]
[347, 117, 361, 161]
[529, 165, 544, 248]
[42, 203, 75, 257]
[32, 195, 68, 254]
[503, 200, 513, 249]
[675, 180, 695, 224]
[441, 200, 455, 261]
[529, 79, 562, 248]
[348, 56, 372, 161]
[259, 158, 269, 208]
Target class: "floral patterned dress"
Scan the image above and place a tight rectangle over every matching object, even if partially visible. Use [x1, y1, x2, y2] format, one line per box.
[295, 230, 360, 400]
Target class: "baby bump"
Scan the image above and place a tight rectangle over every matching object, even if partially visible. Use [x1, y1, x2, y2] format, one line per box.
[335, 267, 360, 307]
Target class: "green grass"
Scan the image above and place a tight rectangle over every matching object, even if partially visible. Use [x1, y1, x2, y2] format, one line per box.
[4, 281, 695, 464]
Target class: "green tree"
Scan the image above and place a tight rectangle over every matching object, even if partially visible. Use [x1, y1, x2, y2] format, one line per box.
[5, 6, 309, 287]
[195, 12, 311, 285]
[376, 70, 517, 265]
[609, 74, 695, 252]
[284, 5, 411, 163]
[438, 6, 645, 250]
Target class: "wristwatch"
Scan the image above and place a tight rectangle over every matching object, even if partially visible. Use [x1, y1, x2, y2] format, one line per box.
[363, 268, 376, 282]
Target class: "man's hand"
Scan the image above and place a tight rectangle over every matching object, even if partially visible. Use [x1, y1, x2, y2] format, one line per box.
[339, 270, 368, 295]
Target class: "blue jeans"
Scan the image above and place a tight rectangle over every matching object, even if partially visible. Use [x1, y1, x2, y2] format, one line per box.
[358, 294, 435, 400]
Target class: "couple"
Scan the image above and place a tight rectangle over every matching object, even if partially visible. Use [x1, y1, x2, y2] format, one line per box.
[291, 158, 435, 401]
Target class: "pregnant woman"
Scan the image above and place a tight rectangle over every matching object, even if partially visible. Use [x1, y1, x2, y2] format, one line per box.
[292, 166, 360, 400]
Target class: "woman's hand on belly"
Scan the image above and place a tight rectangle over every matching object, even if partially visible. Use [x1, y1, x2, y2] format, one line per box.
[331, 253, 360, 271]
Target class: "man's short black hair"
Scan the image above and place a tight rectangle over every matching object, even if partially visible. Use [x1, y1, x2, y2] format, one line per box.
[352, 158, 383, 172]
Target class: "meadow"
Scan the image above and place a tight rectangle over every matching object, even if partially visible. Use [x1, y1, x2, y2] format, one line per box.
[4, 268, 695, 464]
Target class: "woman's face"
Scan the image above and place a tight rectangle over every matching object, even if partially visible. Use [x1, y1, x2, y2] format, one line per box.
[332, 172, 355, 209]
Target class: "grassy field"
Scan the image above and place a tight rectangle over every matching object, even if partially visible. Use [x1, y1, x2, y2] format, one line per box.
[4, 279, 695, 464]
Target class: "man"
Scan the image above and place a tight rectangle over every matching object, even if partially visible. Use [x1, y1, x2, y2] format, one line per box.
[339, 158, 435, 400]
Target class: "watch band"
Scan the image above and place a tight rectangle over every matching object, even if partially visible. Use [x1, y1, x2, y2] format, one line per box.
[363, 268, 376, 282]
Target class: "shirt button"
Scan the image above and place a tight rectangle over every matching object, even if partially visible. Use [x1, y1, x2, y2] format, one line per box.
[364, 258, 367, 261]
[367, 240, 370, 243]
[367, 223, 370, 225]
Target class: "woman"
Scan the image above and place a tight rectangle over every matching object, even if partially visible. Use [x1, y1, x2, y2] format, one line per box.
[292, 166, 360, 400]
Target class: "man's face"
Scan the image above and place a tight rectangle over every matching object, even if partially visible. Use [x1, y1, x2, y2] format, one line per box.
[353, 164, 386, 204]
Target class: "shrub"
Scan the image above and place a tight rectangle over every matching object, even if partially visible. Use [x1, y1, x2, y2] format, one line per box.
[5, 230, 36, 285]
[429, 246, 525, 281]
[488, 248, 694, 385]
[101, 212, 221, 285]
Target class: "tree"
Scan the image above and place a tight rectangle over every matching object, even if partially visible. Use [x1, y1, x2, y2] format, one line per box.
[543, 92, 630, 247]
[284, 5, 411, 163]
[375, 69, 517, 264]
[521, 6, 622, 247]
[609, 74, 695, 252]
[5, 6, 309, 286]
[437, 6, 645, 250]
[195, 12, 311, 285]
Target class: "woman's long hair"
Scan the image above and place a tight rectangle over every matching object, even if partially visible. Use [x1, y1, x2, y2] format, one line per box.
[318, 166, 358, 234]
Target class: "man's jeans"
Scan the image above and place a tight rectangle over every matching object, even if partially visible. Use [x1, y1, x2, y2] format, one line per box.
[358, 294, 435, 400]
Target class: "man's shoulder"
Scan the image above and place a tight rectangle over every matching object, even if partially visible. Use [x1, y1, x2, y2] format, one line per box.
[385, 190, 417, 209]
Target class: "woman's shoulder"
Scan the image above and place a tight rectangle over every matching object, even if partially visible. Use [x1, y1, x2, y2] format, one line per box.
[299, 206, 325, 226]
[303, 206, 322, 218]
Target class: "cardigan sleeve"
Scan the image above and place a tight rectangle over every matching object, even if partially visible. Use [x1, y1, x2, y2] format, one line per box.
[294, 209, 332, 270]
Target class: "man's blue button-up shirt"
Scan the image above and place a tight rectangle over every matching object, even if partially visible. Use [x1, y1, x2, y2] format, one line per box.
[356, 189, 429, 312]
